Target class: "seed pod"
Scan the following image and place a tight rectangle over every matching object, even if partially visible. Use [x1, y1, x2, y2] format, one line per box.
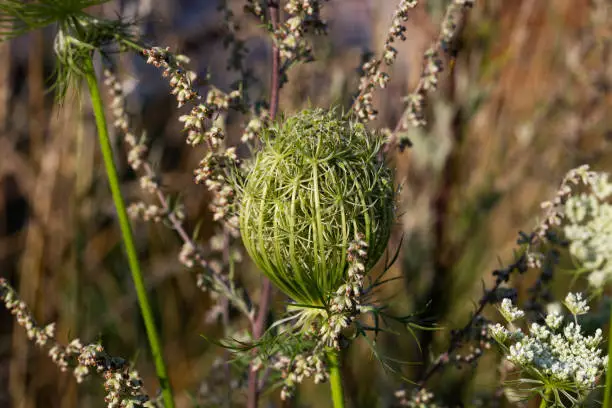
[239, 109, 395, 306]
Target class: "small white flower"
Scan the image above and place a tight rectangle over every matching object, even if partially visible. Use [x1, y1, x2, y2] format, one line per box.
[499, 298, 525, 323]
[545, 312, 564, 330]
[489, 323, 510, 343]
[564, 292, 590, 316]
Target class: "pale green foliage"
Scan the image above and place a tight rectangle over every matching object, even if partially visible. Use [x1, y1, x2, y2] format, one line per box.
[239, 108, 395, 306]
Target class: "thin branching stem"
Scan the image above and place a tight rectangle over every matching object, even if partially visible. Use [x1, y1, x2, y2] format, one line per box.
[385, 0, 473, 151]
[417, 253, 527, 388]
[246, 2, 280, 407]
[84, 56, 175, 408]
[268, 2, 280, 119]
[101, 66, 254, 323]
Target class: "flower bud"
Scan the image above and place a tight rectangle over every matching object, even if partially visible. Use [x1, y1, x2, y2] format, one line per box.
[239, 109, 395, 305]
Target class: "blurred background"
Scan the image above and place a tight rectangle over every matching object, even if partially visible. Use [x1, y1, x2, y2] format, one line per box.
[0, 0, 611, 407]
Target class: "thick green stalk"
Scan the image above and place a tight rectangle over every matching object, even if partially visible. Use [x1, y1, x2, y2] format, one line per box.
[539, 389, 550, 408]
[84, 56, 175, 408]
[327, 351, 345, 408]
[605, 309, 612, 407]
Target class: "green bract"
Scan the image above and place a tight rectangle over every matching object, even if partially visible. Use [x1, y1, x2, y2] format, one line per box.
[0, 0, 135, 99]
[239, 108, 395, 306]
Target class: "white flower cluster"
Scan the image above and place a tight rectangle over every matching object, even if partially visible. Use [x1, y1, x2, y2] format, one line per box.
[0, 278, 155, 408]
[194, 149, 241, 230]
[562, 170, 612, 288]
[490, 296, 607, 400]
[241, 114, 268, 143]
[127, 202, 175, 223]
[244, 0, 264, 18]
[178, 242, 204, 269]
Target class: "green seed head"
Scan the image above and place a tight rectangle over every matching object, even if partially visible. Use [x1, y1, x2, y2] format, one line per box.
[239, 108, 395, 306]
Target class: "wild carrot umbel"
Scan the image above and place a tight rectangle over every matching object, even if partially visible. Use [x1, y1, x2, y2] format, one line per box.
[490, 296, 607, 406]
[238, 108, 396, 407]
[239, 109, 395, 308]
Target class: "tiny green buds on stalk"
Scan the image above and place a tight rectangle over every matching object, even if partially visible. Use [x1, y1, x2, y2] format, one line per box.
[239, 108, 395, 307]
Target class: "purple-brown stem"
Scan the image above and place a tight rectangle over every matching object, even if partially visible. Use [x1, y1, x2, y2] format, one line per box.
[221, 231, 232, 408]
[246, 278, 272, 408]
[268, 2, 280, 120]
[246, 2, 280, 408]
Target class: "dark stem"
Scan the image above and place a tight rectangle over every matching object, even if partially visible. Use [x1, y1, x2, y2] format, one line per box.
[246, 2, 280, 408]
[222, 230, 232, 408]
[268, 2, 280, 120]
[246, 279, 272, 408]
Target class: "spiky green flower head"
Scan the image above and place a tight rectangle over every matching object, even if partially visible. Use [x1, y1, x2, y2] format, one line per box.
[240, 108, 395, 306]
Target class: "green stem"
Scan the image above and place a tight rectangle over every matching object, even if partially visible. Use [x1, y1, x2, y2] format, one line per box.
[119, 37, 145, 53]
[539, 389, 551, 408]
[606, 302, 612, 408]
[328, 351, 345, 408]
[84, 56, 175, 408]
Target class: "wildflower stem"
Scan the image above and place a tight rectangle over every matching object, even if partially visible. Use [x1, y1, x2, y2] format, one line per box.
[246, 2, 280, 407]
[539, 389, 551, 408]
[268, 2, 280, 119]
[118, 37, 145, 53]
[84, 56, 175, 408]
[328, 351, 345, 408]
